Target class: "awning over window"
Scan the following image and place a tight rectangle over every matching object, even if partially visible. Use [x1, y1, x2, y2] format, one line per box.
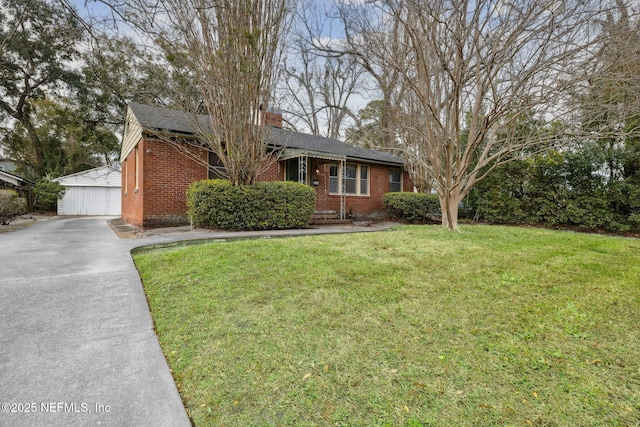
[279, 148, 346, 162]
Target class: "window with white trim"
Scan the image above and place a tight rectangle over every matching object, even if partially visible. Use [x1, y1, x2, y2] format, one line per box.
[329, 163, 369, 195]
[360, 165, 369, 194]
[329, 164, 339, 193]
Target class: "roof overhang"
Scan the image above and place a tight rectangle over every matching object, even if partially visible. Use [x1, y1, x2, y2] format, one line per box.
[278, 148, 405, 167]
[279, 148, 346, 162]
[0, 170, 35, 187]
[142, 128, 199, 139]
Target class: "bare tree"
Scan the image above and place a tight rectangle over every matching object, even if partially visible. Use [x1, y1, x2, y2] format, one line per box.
[279, 40, 363, 139]
[308, 1, 422, 185]
[580, 0, 640, 181]
[339, 0, 629, 230]
[279, 2, 366, 141]
[107, 0, 292, 185]
[333, 2, 410, 151]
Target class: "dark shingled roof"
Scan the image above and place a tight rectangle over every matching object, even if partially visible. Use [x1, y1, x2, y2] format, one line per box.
[0, 170, 35, 186]
[128, 103, 404, 166]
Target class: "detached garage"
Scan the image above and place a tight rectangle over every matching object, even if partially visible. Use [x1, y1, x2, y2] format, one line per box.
[55, 166, 121, 215]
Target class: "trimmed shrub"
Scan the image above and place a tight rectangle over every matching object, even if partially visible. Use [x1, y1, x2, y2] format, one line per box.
[0, 189, 28, 225]
[383, 192, 441, 223]
[34, 178, 65, 211]
[187, 179, 316, 231]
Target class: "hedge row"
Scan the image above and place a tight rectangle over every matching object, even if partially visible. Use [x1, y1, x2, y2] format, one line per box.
[466, 150, 640, 232]
[187, 180, 316, 231]
[383, 192, 441, 223]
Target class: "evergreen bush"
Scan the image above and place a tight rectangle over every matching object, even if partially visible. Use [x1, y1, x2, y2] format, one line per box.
[34, 177, 65, 211]
[187, 180, 316, 230]
[0, 189, 28, 224]
[469, 148, 640, 232]
[383, 192, 441, 223]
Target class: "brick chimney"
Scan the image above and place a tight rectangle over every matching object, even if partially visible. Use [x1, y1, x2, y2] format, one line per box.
[263, 106, 283, 129]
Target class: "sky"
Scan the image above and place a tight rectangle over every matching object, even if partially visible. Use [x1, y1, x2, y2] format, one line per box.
[65, 0, 370, 135]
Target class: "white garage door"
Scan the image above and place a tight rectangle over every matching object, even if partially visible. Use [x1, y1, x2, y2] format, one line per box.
[58, 186, 121, 215]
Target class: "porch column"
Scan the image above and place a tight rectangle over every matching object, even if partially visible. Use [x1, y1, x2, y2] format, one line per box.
[298, 155, 308, 184]
[340, 159, 346, 220]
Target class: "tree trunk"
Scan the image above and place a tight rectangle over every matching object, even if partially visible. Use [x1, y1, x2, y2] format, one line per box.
[439, 188, 461, 230]
[25, 121, 46, 178]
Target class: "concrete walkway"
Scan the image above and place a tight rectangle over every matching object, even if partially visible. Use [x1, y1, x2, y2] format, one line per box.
[111, 218, 399, 248]
[0, 216, 398, 426]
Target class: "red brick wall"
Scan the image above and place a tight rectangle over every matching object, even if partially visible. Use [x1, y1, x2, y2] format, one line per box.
[262, 112, 283, 129]
[121, 138, 208, 229]
[144, 139, 208, 228]
[256, 160, 283, 182]
[121, 144, 144, 227]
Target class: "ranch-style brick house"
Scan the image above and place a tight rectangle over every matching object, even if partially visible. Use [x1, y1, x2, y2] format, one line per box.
[120, 103, 412, 229]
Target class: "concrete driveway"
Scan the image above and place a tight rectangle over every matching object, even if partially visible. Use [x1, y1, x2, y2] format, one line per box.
[0, 217, 190, 427]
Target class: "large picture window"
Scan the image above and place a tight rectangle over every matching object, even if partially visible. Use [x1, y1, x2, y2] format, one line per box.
[329, 163, 369, 195]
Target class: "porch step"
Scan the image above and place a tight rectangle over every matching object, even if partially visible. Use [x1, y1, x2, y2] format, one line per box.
[311, 218, 353, 225]
[310, 210, 352, 225]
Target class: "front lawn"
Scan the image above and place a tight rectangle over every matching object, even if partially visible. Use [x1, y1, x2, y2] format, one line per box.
[133, 225, 640, 426]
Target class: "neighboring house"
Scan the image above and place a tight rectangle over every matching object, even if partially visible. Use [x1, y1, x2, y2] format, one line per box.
[54, 166, 122, 216]
[120, 103, 412, 229]
[0, 170, 35, 211]
[0, 159, 17, 173]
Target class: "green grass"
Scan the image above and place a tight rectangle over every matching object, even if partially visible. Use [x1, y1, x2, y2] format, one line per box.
[133, 225, 640, 426]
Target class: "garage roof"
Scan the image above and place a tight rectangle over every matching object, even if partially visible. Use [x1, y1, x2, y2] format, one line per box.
[54, 166, 121, 188]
